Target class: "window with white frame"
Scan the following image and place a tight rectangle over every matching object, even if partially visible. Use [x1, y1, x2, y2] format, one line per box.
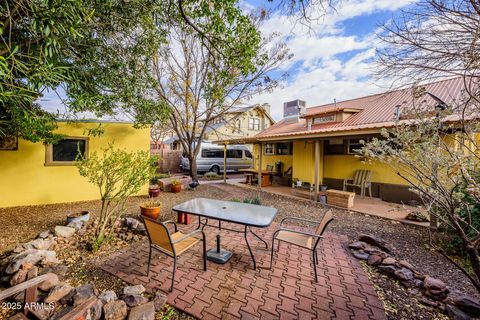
[248, 118, 260, 131]
[264, 143, 275, 155]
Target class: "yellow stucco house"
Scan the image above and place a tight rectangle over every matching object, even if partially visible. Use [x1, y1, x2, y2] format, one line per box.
[218, 77, 468, 203]
[0, 120, 150, 208]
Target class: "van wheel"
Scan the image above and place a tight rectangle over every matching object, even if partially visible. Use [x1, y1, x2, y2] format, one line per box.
[210, 165, 220, 174]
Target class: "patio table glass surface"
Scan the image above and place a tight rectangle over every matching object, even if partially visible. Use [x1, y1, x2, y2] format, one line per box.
[172, 197, 277, 269]
[172, 197, 277, 227]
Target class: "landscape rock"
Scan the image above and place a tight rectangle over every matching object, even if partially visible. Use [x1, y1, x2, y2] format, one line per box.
[153, 292, 167, 312]
[358, 234, 392, 253]
[73, 283, 99, 306]
[424, 276, 447, 292]
[38, 273, 59, 291]
[28, 238, 55, 250]
[348, 241, 366, 250]
[124, 218, 140, 230]
[399, 260, 415, 271]
[40, 250, 60, 266]
[128, 301, 155, 320]
[351, 249, 369, 260]
[5, 250, 55, 274]
[381, 257, 396, 265]
[123, 285, 145, 296]
[122, 294, 148, 307]
[38, 230, 52, 239]
[99, 290, 118, 304]
[446, 305, 471, 320]
[54, 226, 76, 238]
[377, 265, 397, 277]
[394, 268, 414, 281]
[45, 284, 74, 303]
[88, 298, 103, 320]
[447, 292, 480, 316]
[67, 221, 84, 231]
[104, 300, 128, 320]
[367, 254, 382, 266]
[9, 269, 28, 286]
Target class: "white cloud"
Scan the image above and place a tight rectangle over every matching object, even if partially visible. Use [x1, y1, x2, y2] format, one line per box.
[249, 0, 416, 120]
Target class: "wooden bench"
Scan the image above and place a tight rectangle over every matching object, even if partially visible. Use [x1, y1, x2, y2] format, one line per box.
[327, 189, 355, 208]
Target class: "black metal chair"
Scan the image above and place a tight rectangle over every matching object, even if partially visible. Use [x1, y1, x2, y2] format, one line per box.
[270, 210, 334, 282]
[139, 215, 206, 292]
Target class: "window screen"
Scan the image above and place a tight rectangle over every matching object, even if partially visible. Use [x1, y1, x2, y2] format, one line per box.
[52, 139, 86, 161]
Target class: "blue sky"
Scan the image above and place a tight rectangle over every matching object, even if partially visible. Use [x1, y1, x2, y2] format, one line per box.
[40, 0, 417, 120]
[244, 0, 417, 119]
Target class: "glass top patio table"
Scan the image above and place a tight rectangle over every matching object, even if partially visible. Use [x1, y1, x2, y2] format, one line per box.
[172, 198, 277, 269]
[172, 197, 277, 228]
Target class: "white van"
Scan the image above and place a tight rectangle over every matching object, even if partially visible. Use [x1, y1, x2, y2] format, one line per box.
[180, 143, 252, 174]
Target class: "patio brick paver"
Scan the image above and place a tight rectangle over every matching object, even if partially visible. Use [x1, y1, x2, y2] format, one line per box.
[97, 222, 386, 319]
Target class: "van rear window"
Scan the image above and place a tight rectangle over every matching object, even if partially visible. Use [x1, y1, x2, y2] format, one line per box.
[201, 149, 224, 158]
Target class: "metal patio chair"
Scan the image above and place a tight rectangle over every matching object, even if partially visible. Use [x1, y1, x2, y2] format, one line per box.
[270, 210, 334, 282]
[343, 169, 372, 198]
[140, 215, 206, 292]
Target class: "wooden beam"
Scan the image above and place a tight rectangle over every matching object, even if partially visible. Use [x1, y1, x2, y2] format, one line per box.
[314, 140, 320, 201]
[0, 274, 55, 301]
[223, 144, 227, 183]
[258, 143, 263, 189]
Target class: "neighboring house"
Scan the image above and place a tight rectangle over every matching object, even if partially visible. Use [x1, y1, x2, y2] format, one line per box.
[164, 103, 275, 151]
[218, 77, 470, 203]
[0, 120, 150, 207]
[204, 103, 275, 141]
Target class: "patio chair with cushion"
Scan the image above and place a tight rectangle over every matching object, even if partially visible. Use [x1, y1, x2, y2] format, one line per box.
[343, 169, 372, 198]
[270, 210, 334, 282]
[140, 215, 206, 292]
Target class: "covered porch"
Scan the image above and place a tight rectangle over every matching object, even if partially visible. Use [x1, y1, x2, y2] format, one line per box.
[216, 136, 427, 226]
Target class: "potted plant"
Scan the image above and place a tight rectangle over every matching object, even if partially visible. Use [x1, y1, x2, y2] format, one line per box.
[148, 176, 160, 197]
[171, 179, 182, 193]
[140, 199, 161, 220]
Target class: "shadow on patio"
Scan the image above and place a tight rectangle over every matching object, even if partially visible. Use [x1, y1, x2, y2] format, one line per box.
[97, 221, 386, 319]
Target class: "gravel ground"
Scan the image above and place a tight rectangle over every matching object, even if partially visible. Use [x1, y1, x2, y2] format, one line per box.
[0, 182, 477, 319]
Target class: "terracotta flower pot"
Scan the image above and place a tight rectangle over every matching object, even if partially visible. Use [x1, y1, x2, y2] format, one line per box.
[171, 184, 182, 193]
[140, 205, 161, 220]
[148, 186, 160, 197]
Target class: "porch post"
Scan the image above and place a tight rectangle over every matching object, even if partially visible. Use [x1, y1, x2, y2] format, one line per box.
[314, 140, 320, 201]
[258, 143, 263, 189]
[223, 143, 227, 183]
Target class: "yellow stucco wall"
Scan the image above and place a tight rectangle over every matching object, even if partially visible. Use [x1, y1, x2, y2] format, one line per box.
[292, 140, 322, 184]
[0, 122, 150, 208]
[252, 144, 293, 174]
[323, 155, 408, 185]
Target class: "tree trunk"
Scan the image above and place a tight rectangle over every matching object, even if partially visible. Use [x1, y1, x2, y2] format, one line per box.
[189, 154, 198, 181]
[466, 246, 480, 292]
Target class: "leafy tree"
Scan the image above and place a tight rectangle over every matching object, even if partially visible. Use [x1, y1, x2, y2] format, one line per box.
[76, 145, 157, 250]
[361, 87, 480, 292]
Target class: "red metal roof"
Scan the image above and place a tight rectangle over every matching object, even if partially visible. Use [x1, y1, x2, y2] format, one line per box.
[254, 77, 468, 140]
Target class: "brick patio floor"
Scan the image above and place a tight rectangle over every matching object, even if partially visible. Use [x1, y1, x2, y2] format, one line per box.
[98, 222, 386, 319]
